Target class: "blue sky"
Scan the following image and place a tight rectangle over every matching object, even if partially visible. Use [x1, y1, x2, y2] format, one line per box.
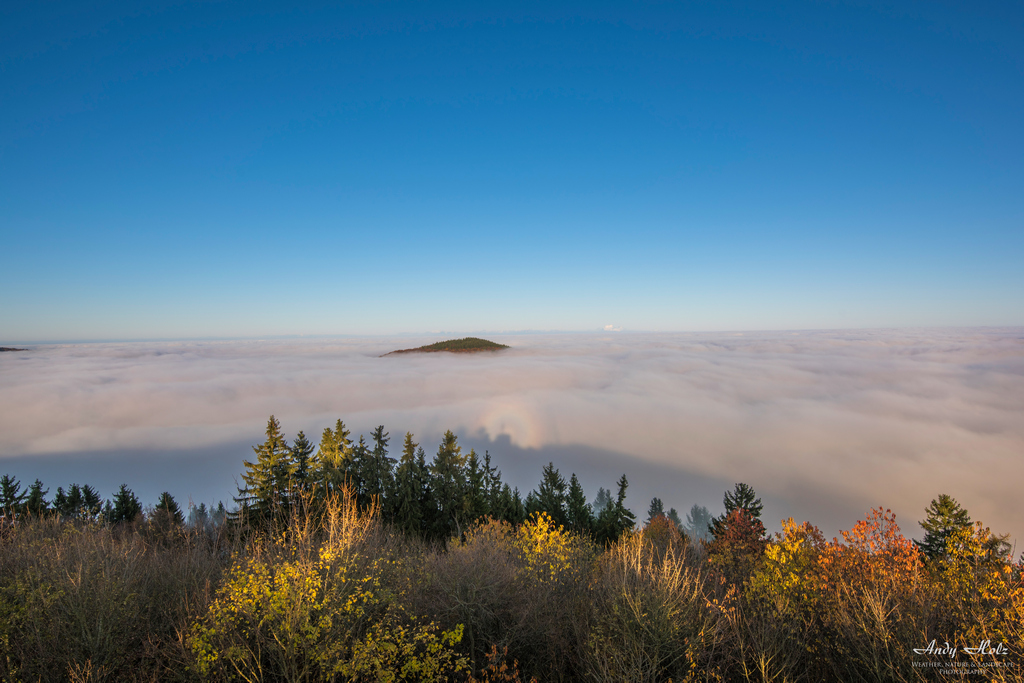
[2, 1, 1022, 341]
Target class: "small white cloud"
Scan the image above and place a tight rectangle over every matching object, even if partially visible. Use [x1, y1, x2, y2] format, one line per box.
[603, 324, 623, 332]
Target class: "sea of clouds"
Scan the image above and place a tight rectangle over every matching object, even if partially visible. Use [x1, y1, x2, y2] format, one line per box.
[1, 328, 1021, 545]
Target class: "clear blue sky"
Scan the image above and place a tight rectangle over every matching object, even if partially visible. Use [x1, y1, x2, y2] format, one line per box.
[2, 1, 1022, 341]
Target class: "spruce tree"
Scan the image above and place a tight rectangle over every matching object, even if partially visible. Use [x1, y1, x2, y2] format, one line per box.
[666, 507, 684, 532]
[110, 484, 142, 524]
[566, 473, 593, 535]
[364, 425, 395, 512]
[393, 433, 424, 537]
[82, 485, 103, 519]
[290, 430, 316, 498]
[236, 416, 293, 525]
[429, 430, 467, 539]
[710, 483, 762, 537]
[463, 449, 490, 524]
[530, 462, 568, 528]
[0, 475, 26, 516]
[917, 494, 972, 561]
[646, 497, 665, 525]
[154, 491, 184, 526]
[686, 504, 713, 542]
[592, 487, 613, 516]
[316, 419, 353, 494]
[25, 479, 48, 515]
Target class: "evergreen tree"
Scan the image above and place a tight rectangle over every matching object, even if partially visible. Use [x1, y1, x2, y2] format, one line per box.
[646, 497, 665, 525]
[82, 484, 103, 519]
[530, 462, 568, 528]
[316, 419, 353, 494]
[363, 425, 395, 511]
[110, 484, 142, 524]
[290, 430, 316, 498]
[462, 449, 490, 524]
[429, 430, 467, 540]
[594, 475, 636, 546]
[592, 487, 613, 516]
[189, 502, 209, 529]
[566, 473, 593, 535]
[666, 507, 685, 535]
[154, 491, 184, 526]
[236, 416, 293, 524]
[25, 479, 49, 515]
[917, 494, 973, 561]
[710, 483, 762, 537]
[0, 475, 26, 516]
[482, 451, 503, 510]
[393, 433, 424, 537]
[685, 504, 713, 542]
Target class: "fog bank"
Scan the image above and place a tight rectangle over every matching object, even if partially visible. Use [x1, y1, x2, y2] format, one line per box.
[1, 329, 1021, 544]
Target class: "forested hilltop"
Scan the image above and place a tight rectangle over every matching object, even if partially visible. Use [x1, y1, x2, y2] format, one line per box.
[0, 415, 1021, 682]
[384, 337, 510, 355]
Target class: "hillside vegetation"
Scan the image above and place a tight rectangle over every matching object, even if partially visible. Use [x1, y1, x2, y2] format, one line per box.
[0, 416, 1021, 682]
[385, 337, 509, 355]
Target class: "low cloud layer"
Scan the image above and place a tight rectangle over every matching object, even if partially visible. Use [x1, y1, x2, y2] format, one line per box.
[1, 329, 1022, 544]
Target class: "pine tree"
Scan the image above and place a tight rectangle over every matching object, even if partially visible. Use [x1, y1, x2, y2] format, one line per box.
[25, 479, 48, 515]
[530, 462, 568, 528]
[363, 425, 395, 512]
[316, 419, 353, 494]
[917, 494, 972, 561]
[290, 430, 316, 498]
[236, 416, 293, 524]
[463, 449, 490, 524]
[566, 473, 593, 535]
[429, 430, 467, 540]
[110, 484, 142, 524]
[592, 487, 613, 516]
[666, 507, 684, 532]
[710, 483, 762, 537]
[154, 491, 184, 526]
[82, 484, 103, 519]
[595, 475, 635, 546]
[646, 497, 665, 525]
[685, 504, 713, 542]
[393, 433, 424, 537]
[0, 475, 27, 516]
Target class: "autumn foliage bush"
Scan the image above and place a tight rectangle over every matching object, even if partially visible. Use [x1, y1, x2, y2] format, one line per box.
[1, 495, 1021, 682]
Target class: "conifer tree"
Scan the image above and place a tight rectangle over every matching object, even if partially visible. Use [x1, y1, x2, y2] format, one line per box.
[290, 430, 316, 498]
[154, 491, 184, 526]
[592, 487, 613, 516]
[710, 483, 762, 537]
[110, 484, 142, 524]
[0, 475, 26, 516]
[594, 475, 635, 545]
[316, 419, 353, 494]
[529, 462, 568, 528]
[566, 473, 593, 535]
[647, 497, 665, 525]
[236, 416, 293, 524]
[429, 430, 467, 539]
[917, 494, 973, 561]
[82, 484, 103, 519]
[363, 425, 395, 511]
[25, 479, 48, 515]
[463, 449, 490, 523]
[393, 433, 424, 537]
[666, 507, 684, 533]
[685, 504, 713, 542]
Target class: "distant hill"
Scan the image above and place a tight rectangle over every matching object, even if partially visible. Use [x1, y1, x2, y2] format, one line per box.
[0, 347, 27, 352]
[383, 337, 509, 356]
